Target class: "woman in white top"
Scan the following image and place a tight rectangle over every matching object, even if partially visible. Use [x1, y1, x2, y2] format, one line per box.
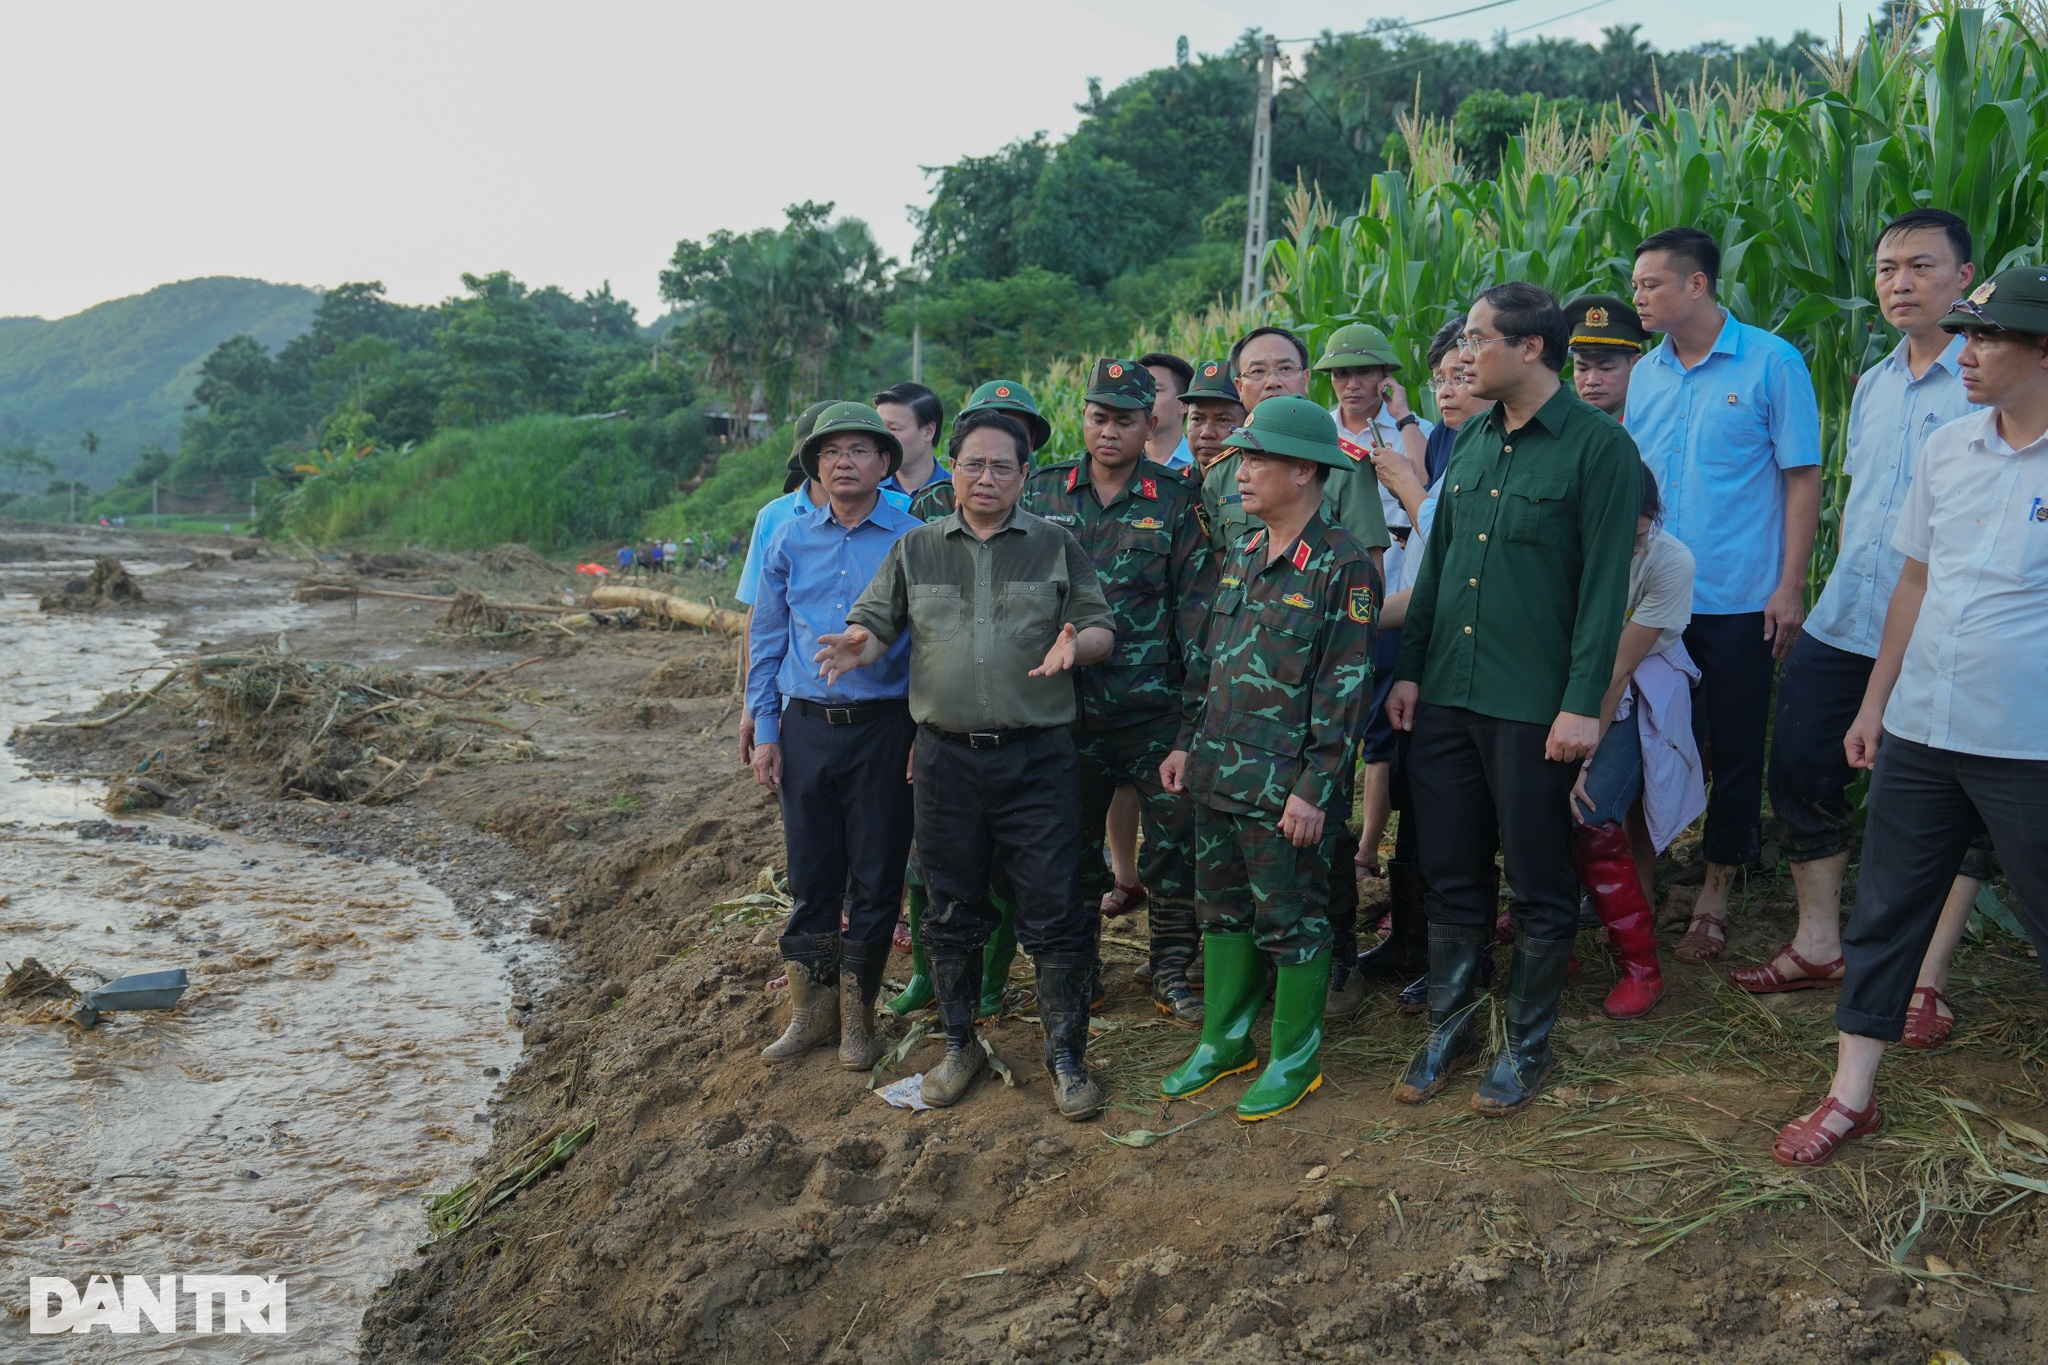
[1567, 465, 1705, 1019]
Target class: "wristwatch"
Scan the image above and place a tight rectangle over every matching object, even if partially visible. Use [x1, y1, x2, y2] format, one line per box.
[1395, 413, 1421, 431]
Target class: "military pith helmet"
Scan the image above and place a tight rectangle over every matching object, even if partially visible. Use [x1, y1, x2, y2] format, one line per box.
[1311, 322, 1400, 371]
[799, 401, 904, 480]
[1183, 359, 1242, 405]
[1083, 358, 1157, 410]
[960, 379, 1052, 451]
[784, 399, 838, 492]
[1565, 295, 1649, 352]
[1220, 395, 1350, 471]
[1940, 266, 2048, 335]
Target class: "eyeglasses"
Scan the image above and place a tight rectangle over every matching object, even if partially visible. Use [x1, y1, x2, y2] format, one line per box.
[955, 460, 1021, 481]
[815, 445, 880, 466]
[1455, 334, 1527, 355]
[1238, 361, 1304, 382]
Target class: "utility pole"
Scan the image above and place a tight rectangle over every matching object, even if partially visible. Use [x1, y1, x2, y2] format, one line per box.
[1240, 33, 1279, 311]
[911, 319, 923, 385]
[69, 480, 77, 523]
[152, 481, 159, 525]
[249, 478, 257, 522]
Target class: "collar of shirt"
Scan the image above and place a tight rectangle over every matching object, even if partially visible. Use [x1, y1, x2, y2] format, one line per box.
[1646, 308, 1743, 372]
[1331, 405, 1394, 442]
[1063, 458, 1158, 504]
[1243, 514, 1328, 575]
[942, 501, 1031, 540]
[885, 461, 951, 496]
[1871, 330, 1967, 385]
[796, 491, 919, 534]
[1477, 382, 1576, 441]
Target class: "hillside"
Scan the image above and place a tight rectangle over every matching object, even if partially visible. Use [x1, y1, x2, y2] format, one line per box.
[0, 277, 320, 486]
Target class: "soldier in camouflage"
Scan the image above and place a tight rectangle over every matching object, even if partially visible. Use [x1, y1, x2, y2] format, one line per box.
[1182, 358, 1246, 478]
[1023, 359, 1215, 1022]
[1159, 396, 1379, 1120]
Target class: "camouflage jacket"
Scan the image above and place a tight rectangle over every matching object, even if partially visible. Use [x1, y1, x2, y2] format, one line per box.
[1200, 451, 1391, 558]
[1022, 457, 1214, 729]
[909, 480, 956, 523]
[1177, 512, 1378, 817]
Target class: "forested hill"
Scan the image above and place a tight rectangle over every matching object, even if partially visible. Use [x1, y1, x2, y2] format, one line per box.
[0, 277, 319, 486]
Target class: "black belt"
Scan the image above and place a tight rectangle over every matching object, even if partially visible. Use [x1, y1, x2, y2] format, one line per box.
[795, 697, 908, 725]
[924, 724, 1045, 750]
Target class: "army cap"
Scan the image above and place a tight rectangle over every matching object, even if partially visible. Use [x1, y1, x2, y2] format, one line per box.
[783, 400, 838, 492]
[1083, 358, 1158, 411]
[1221, 395, 1350, 471]
[799, 401, 904, 480]
[1182, 358, 1242, 405]
[960, 379, 1052, 451]
[1565, 295, 1649, 351]
[1940, 266, 2048, 335]
[1311, 322, 1400, 371]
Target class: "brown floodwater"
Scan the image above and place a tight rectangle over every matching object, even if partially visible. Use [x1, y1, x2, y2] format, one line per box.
[1, 587, 522, 1360]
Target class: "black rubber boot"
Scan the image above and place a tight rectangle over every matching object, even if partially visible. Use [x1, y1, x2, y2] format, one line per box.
[1472, 933, 1575, 1116]
[920, 949, 987, 1106]
[1325, 845, 1366, 1017]
[1394, 925, 1487, 1103]
[1396, 973, 1428, 1015]
[1355, 857, 1428, 980]
[762, 932, 841, 1063]
[838, 936, 891, 1071]
[1036, 952, 1105, 1120]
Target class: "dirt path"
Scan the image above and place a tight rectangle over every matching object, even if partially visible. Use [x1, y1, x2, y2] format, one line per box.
[8, 529, 2044, 1364]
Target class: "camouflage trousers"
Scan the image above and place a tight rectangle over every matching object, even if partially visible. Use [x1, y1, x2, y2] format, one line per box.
[1077, 716, 1197, 974]
[1193, 803, 1335, 966]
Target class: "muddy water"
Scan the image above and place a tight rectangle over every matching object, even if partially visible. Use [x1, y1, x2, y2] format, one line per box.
[0, 591, 522, 1360]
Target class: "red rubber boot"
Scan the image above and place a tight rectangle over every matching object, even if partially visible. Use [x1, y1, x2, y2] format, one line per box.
[1574, 821, 1664, 1019]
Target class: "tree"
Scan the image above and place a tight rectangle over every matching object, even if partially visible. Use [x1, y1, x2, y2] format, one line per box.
[2, 444, 56, 492]
[433, 271, 582, 428]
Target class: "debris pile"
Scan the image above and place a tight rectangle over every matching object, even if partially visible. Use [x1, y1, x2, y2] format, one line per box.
[476, 543, 556, 575]
[39, 557, 145, 612]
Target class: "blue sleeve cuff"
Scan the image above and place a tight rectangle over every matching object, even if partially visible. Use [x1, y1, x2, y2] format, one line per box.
[755, 706, 781, 745]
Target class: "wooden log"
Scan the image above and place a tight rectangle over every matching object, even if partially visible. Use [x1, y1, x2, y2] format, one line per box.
[587, 585, 745, 635]
[292, 581, 574, 615]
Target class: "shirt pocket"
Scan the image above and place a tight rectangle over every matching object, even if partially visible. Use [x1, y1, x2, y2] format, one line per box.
[1210, 711, 1305, 815]
[1001, 580, 1060, 644]
[1503, 474, 1571, 546]
[908, 583, 967, 641]
[1252, 602, 1320, 690]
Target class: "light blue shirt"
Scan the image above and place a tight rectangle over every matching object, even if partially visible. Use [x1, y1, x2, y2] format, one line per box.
[737, 483, 911, 606]
[1804, 335, 1976, 658]
[1162, 436, 1192, 471]
[746, 496, 919, 745]
[1624, 311, 1822, 614]
[883, 459, 950, 498]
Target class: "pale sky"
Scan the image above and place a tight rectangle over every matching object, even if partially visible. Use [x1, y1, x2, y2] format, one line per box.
[1, 0, 1876, 323]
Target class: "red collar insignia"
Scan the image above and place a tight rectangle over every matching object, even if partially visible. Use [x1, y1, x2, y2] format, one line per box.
[1065, 467, 1079, 493]
[1291, 540, 1312, 571]
[1246, 528, 1267, 553]
[1336, 434, 1372, 463]
[1140, 476, 1157, 499]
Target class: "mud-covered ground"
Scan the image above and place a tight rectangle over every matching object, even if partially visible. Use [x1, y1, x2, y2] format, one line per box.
[8, 525, 2045, 1364]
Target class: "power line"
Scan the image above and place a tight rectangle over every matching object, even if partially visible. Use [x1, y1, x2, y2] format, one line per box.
[1504, 0, 1618, 37]
[1275, 0, 1536, 44]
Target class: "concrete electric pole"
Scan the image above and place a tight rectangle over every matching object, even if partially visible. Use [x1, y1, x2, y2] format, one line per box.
[1239, 34, 1279, 311]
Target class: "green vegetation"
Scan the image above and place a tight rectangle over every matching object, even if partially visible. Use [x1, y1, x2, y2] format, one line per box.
[642, 422, 796, 550]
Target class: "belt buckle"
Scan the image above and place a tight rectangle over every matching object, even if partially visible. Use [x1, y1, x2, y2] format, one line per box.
[968, 731, 1001, 749]
[824, 706, 855, 725]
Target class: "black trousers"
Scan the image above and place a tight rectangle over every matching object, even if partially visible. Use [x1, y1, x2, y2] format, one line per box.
[1838, 736, 2048, 1040]
[1770, 634, 1997, 878]
[777, 703, 917, 945]
[1409, 703, 1578, 942]
[913, 726, 1092, 957]
[1684, 612, 1776, 866]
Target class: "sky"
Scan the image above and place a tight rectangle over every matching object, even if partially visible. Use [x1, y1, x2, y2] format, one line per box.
[1, 0, 1878, 324]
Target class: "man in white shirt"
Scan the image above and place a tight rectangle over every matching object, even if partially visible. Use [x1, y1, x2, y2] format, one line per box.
[1313, 323, 1432, 587]
[1773, 265, 2048, 1167]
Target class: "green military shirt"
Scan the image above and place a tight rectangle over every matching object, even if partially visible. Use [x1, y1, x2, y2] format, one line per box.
[848, 504, 1115, 733]
[1022, 456, 1214, 729]
[910, 480, 956, 523]
[1393, 384, 1640, 725]
[1177, 513, 1378, 817]
[1201, 449, 1391, 557]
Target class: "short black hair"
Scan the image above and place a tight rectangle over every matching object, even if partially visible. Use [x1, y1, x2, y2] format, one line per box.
[1228, 326, 1309, 373]
[947, 409, 1031, 467]
[1426, 315, 1467, 372]
[1137, 351, 1194, 398]
[1635, 227, 1721, 291]
[1472, 283, 1569, 371]
[874, 382, 943, 437]
[1639, 461, 1663, 525]
[1876, 208, 1972, 269]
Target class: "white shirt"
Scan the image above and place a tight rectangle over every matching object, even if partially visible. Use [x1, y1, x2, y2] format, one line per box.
[1805, 335, 1976, 657]
[1332, 405, 1434, 529]
[1884, 407, 2048, 760]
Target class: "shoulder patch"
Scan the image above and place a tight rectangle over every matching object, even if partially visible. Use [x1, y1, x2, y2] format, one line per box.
[1337, 434, 1372, 463]
[1347, 586, 1375, 623]
[1282, 592, 1314, 610]
[1140, 476, 1158, 499]
[1291, 540, 1312, 571]
[1065, 467, 1079, 492]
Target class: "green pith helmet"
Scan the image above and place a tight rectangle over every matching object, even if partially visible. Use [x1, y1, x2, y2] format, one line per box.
[1311, 322, 1400, 371]
[1564, 295, 1649, 351]
[1183, 358, 1242, 405]
[1220, 395, 1350, 471]
[1083, 358, 1157, 410]
[959, 379, 1052, 451]
[1941, 266, 2048, 334]
[784, 399, 839, 491]
[799, 401, 904, 481]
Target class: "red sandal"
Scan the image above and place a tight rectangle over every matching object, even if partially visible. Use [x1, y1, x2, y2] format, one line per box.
[1773, 1095, 1883, 1167]
[1728, 943, 1845, 993]
[1672, 912, 1728, 964]
[1100, 881, 1148, 918]
[1901, 986, 1955, 1050]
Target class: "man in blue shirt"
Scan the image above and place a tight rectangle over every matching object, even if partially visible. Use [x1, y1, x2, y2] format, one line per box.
[1140, 351, 1195, 471]
[876, 382, 950, 497]
[1732, 210, 1991, 1032]
[748, 402, 922, 1072]
[1626, 227, 1823, 960]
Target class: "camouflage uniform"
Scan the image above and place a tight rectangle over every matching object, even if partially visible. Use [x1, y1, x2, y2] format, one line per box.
[1178, 514, 1378, 963]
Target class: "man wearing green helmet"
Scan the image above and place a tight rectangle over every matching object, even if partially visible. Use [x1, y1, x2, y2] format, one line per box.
[1158, 395, 1380, 1121]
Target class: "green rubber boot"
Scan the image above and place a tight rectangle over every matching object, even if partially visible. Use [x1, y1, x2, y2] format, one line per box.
[1237, 949, 1331, 1121]
[1161, 931, 1263, 1100]
[886, 886, 934, 1016]
[978, 888, 1018, 1019]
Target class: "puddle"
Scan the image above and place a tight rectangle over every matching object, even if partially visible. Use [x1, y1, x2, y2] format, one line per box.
[1, 592, 521, 1360]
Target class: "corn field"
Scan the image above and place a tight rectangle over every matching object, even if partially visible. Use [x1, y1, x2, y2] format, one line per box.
[1032, 6, 2048, 590]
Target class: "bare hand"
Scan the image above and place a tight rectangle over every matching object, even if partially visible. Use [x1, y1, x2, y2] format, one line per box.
[1159, 749, 1189, 794]
[1764, 582, 1807, 662]
[739, 712, 756, 767]
[1370, 446, 1423, 505]
[1844, 706, 1885, 770]
[905, 742, 916, 785]
[1545, 711, 1600, 764]
[1354, 827, 1381, 877]
[814, 626, 873, 685]
[1386, 681, 1420, 732]
[1569, 764, 1594, 824]
[1028, 622, 1080, 678]
[751, 741, 783, 793]
[1280, 795, 1325, 848]
[1382, 379, 1411, 420]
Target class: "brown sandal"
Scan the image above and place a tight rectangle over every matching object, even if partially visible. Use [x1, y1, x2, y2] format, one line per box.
[1773, 1095, 1883, 1167]
[1902, 986, 1955, 1050]
[1728, 943, 1845, 993]
[1100, 881, 1148, 918]
[1672, 912, 1728, 964]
